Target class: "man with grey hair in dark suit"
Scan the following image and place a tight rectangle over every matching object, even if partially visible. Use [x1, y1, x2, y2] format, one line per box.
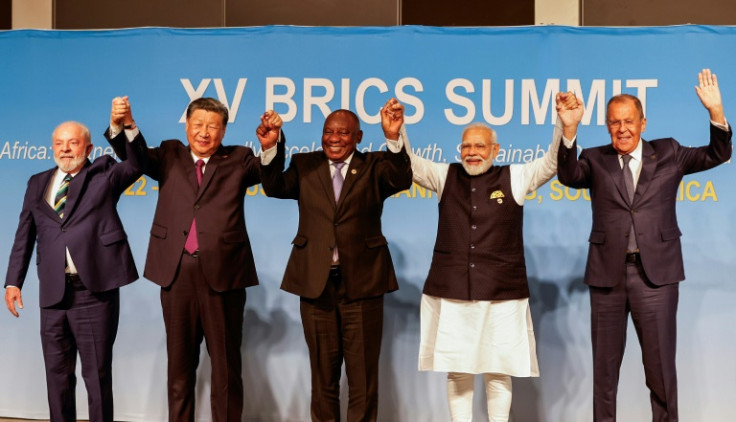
[557, 69, 731, 422]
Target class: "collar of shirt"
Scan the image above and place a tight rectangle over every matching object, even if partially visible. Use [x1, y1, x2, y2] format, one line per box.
[329, 152, 355, 177]
[190, 153, 211, 172]
[47, 168, 80, 205]
[619, 138, 644, 184]
[619, 138, 643, 166]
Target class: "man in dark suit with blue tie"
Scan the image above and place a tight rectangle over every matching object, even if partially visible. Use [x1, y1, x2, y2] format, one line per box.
[557, 69, 732, 422]
[4, 97, 144, 422]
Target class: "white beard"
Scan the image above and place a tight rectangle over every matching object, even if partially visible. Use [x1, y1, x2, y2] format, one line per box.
[462, 156, 493, 176]
[55, 155, 87, 173]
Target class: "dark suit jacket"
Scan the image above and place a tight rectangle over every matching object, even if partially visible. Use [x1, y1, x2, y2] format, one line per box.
[106, 131, 261, 291]
[557, 124, 732, 287]
[260, 140, 412, 300]
[5, 134, 144, 308]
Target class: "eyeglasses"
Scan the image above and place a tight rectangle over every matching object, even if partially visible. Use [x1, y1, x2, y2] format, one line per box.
[607, 119, 640, 130]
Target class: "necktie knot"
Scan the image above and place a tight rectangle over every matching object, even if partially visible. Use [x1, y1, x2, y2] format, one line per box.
[333, 161, 345, 171]
[622, 154, 632, 167]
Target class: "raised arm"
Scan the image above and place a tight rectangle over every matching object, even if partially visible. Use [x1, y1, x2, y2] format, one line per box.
[695, 68, 726, 125]
[381, 98, 448, 196]
[556, 93, 592, 189]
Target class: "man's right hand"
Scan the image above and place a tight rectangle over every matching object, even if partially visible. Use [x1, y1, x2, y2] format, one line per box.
[5, 286, 22, 318]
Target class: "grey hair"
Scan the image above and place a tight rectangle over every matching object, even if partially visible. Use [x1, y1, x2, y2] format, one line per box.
[462, 122, 497, 144]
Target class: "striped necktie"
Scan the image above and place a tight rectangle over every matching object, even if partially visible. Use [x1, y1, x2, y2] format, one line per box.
[54, 174, 71, 218]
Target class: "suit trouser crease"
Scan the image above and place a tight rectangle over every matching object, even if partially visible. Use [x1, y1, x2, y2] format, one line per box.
[300, 268, 384, 422]
[590, 262, 679, 422]
[161, 253, 245, 422]
[41, 280, 119, 422]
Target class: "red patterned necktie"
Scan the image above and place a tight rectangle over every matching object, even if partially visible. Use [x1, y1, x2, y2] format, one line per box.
[184, 160, 204, 254]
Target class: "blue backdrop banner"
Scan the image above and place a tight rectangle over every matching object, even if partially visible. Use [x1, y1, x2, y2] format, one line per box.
[0, 25, 735, 421]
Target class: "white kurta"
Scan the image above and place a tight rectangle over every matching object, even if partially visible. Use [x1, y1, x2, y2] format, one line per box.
[419, 295, 538, 375]
[398, 120, 563, 376]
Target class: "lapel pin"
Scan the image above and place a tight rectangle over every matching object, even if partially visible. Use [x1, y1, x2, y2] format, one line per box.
[351, 169, 357, 175]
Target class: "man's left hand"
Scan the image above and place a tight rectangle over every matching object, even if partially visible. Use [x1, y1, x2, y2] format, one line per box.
[695, 68, 726, 125]
[381, 98, 404, 140]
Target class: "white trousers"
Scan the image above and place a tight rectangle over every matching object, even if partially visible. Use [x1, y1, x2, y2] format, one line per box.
[447, 372, 513, 422]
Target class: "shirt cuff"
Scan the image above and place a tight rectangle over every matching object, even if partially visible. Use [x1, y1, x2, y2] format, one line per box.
[385, 136, 403, 153]
[109, 122, 140, 142]
[711, 119, 729, 131]
[562, 134, 577, 148]
[260, 143, 278, 165]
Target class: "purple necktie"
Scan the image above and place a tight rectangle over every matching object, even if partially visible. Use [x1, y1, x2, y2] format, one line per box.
[184, 159, 204, 254]
[332, 161, 346, 200]
[331, 162, 345, 262]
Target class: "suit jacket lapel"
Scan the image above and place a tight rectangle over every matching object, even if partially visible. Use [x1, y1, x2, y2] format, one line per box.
[181, 147, 200, 195]
[197, 150, 225, 201]
[61, 160, 92, 223]
[338, 151, 365, 207]
[40, 169, 60, 221]
[603, 146, 629, 204]
[316, 155, 336, 207]
[634, 140, 657, 202]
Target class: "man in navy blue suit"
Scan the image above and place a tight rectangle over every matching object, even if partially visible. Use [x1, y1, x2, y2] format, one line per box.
[557, 69, 731, 422]
[4, 97, 144, 422]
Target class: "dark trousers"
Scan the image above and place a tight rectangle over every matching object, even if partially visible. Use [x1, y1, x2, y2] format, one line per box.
[590, 261, 679, 422]
[161, 253, 246, 422]
[300, 266, 384, 422]
[40, 276, 119, 422]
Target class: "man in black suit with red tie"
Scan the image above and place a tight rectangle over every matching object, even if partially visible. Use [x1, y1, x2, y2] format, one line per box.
[557, 69, 732, 422]
[106, 98, 283, 422]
